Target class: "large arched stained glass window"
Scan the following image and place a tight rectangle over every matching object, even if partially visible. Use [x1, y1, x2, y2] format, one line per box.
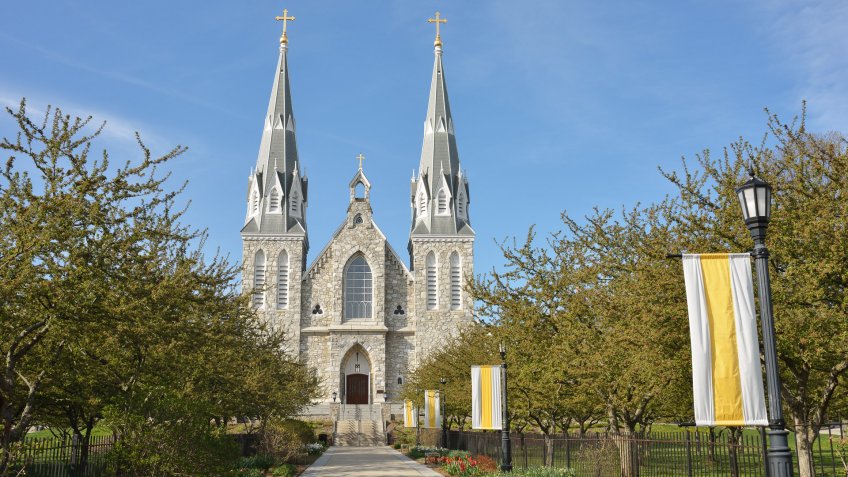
[344, 255, 372, 320]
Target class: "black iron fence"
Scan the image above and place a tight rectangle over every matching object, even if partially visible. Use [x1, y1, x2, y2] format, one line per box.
[415, 422, 846, 477]
[10, 434, 115, 477]
[8, 432, 317, 476]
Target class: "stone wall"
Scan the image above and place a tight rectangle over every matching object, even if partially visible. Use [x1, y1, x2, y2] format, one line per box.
[242, 236, 306, 356]
[385, 334, 415, 401]
[409, 238, 475, 361]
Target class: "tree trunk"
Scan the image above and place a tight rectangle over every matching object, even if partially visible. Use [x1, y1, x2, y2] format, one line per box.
[615, 433, 640, 477]
[543, 433, 554, 467]
[793, 417, 816, 477]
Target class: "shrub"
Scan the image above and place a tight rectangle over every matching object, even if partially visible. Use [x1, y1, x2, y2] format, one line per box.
[270, 464, 297, 477]
[305, 442, 325, 455]
[107, 412, 239, 476]
[260, 417, 315, 463]
[392, 426, 417, 446]
[237, 454, 275, 470]
[393, 442, 402, 449]
[408, 445, 448, 459]
[448, 450, 471, 458]
[279, 419, 316, 444]
[472, 454, 498, 472]
[237, 468, 264, 477]
[509, 467, 576, 477]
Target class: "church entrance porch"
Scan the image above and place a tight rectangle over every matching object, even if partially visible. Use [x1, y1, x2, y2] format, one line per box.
[345, 374, 368, 404]
[340, 345, 373, 405]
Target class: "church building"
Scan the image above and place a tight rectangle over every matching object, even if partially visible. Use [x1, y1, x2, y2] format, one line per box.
[240, 11, 474, 414]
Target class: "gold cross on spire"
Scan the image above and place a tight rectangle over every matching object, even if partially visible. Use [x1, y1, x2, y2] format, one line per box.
[427, 11, 447, 47]
[275, 8, 296, 45]
[357, 153, 365, 170]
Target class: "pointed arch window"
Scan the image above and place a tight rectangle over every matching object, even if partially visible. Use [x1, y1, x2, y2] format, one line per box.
[437, 189, 448, 215]
[277, 250, 289, 309]
[344, 255, 372, 320]
[426, 252, 437, 310]
[450, 252, 461, 310]
[253, 250, 266, 308]
[268, 187, 281, 212]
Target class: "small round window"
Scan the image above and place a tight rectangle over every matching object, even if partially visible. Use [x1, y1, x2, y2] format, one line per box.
[354, 214, 364, 225]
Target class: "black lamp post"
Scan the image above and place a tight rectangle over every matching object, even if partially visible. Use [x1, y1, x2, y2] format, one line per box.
[440, 377, 448, 449]
[735, 171, 794, 477]
[332, 391, 337, 403]
[499, 344, 513, 472]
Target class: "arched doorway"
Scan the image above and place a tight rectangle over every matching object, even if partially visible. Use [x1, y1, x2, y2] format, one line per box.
[340, 346, 371, 405]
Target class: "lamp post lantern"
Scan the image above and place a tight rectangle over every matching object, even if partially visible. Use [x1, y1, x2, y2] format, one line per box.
[440, 378, 448, 449]
[735, 171, 794, 477]
[332, 391, 337, 403]
[499, 344, 513, 472]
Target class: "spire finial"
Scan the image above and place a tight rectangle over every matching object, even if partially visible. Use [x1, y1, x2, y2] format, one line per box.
[357, 153, 365, 171]
[275, 7, 296, 46]
[427, 11, 447, 48]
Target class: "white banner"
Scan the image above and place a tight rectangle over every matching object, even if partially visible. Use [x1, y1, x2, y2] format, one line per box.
[471, 365, 502, 430]
[423, 390, 441, 428]
[682, 253, 767, 426]
[403, 400, 418, 428]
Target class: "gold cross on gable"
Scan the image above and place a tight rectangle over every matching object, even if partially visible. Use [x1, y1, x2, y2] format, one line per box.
[427, 11, 447, 45]
[357, 153, 365, 170]
[275, 8, 296, 44]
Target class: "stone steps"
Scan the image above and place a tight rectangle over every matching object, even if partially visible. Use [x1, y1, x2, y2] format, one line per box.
[333, 419, 385, 447]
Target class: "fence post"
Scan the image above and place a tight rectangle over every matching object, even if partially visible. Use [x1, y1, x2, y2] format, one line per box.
[522, 434, 528, 469]
[728, 428, 740, 477]
[760, 427, 770, 477]
[685, 429, 693, 477]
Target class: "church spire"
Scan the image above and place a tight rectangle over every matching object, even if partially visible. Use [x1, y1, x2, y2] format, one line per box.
[242, 8, 308, 242]
[410, 13, 473, 238]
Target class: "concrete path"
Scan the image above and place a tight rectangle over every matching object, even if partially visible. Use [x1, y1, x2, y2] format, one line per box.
[301, 446, 442, 477]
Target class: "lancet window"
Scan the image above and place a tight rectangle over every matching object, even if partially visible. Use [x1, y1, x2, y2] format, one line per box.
[426, 252, 437, 310]
[450, 252, 461, 310]
[344, 255, 372, 320]
[253, 250, 266, 308]
[277, 250, 289, 309]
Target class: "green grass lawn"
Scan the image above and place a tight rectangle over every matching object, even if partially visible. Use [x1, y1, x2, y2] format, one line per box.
[470, 423, 848, 476]
[25, 426, 113, 440]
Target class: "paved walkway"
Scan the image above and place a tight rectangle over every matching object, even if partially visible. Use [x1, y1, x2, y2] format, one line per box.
[301, 446, 442, 477]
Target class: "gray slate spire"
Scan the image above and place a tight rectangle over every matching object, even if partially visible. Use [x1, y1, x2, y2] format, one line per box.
[410, 40, 473, 238]
[242, 39, 309, 244]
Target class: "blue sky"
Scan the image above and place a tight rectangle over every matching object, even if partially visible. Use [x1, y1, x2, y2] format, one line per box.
[2, 1, 847, 279]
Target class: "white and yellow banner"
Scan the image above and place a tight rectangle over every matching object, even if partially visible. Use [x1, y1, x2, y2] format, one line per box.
[423, 390, 441, 428]
[682, 253, 768, 427]
[471, 365, 502, 430]
[403, 400, 418, 428]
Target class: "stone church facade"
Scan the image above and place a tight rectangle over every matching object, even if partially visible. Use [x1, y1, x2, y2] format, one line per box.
[240, 21, 474, 412]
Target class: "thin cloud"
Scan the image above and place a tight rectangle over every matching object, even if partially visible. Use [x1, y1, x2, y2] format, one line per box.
[0, 90, 166, 149]
[752, 0, 848, 131]
[0, 32, 240, 118]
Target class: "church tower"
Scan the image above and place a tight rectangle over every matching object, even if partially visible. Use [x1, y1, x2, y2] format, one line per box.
[409, 14, 475, 357]
[241, 11, 307, 348]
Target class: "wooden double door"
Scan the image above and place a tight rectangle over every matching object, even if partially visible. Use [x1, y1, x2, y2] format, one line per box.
[345, 373, 369, 404]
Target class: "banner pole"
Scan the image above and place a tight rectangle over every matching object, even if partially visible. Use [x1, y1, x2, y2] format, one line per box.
[499, 344, 513, 472]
